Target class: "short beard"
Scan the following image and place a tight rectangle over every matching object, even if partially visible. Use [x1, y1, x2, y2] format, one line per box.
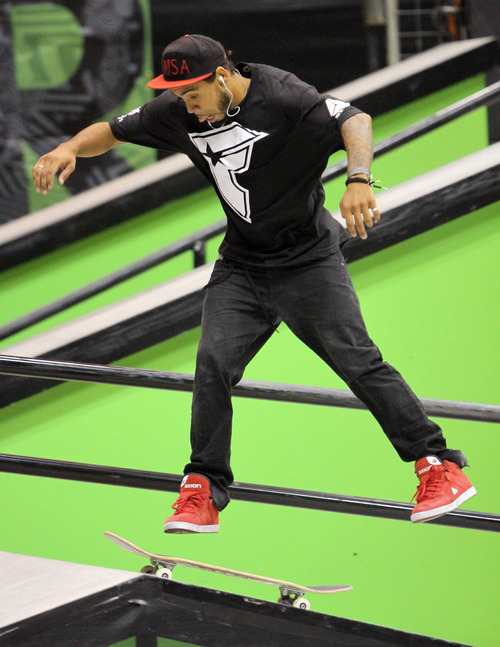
[214, 86, 231, 122]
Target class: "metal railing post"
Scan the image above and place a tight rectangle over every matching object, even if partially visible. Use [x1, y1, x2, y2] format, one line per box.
[385, 0, 401, 65]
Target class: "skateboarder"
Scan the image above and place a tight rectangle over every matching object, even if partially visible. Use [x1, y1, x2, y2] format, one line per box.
[33, 34, 476, 533]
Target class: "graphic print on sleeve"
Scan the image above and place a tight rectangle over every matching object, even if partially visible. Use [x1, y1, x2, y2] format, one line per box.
[324, 98, 350, 119]
[189, 123, 269, 223]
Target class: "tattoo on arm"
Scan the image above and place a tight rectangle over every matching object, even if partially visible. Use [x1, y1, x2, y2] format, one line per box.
[341, 114, 374, 173]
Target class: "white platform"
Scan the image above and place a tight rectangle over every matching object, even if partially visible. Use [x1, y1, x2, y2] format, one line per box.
[0, 551, 140, 629]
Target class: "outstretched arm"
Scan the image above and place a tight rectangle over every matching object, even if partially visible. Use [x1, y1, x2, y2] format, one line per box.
[32, 122, 121, 195]
[339, 113, 380, 239]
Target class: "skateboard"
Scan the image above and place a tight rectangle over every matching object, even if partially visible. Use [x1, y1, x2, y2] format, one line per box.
[104, 531, 352, 610]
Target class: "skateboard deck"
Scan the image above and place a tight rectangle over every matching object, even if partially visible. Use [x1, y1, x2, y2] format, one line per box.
[104, 531, 352, 610]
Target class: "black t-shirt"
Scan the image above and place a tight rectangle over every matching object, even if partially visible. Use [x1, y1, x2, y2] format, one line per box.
[109, 63, 363, 268]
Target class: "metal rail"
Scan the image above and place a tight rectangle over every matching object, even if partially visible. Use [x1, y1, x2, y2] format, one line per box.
[322, 80, 500, 182]
[0, 219, 225, 342]
[0, 453, 497, 532]
[0, 355, 499, 423]
[1, 82, 498, 342]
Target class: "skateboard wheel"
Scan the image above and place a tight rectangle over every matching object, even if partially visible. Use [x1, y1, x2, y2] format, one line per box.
[155, 567, 173, 580]
[140, 565, 155, 575]
[293, 597, 311, 610]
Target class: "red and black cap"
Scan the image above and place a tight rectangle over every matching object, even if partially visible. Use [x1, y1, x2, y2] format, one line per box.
[147, 34, 226, 89]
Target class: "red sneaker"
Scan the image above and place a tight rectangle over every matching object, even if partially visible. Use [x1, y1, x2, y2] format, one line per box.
[164, 475, 219, 534]
[411, 456, 477, 523]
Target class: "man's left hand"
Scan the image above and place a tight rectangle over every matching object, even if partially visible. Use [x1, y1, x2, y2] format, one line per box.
[339, 182, 380, 240]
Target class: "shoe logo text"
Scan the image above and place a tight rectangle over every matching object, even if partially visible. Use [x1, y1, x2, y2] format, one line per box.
[181, 476, 202, 489]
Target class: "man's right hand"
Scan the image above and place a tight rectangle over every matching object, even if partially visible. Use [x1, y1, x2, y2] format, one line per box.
[32, 144, 77, 195]
[32, 122, 120, 195]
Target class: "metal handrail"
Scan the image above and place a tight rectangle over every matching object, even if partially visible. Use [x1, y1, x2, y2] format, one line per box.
[0, 219, 225, 342]
[322, 80, 500, 183]
[0, 453, 496, 532]
[0, 355, 498, 423]
[1, 82, 498, 341]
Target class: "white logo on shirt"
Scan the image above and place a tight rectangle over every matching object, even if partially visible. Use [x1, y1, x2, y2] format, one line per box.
[189, 123, 268, 223]
[325, 98, 350, 119]
[117, 107, 141, 122]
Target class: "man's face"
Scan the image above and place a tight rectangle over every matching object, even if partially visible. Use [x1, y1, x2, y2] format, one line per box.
[170, 79, 230, 124]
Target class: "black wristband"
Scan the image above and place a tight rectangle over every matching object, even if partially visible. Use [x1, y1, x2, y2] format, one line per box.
[345, 177, 370, 186]
[345, 176, 387, 190]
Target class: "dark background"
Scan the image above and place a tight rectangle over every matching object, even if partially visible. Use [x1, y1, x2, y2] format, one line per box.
[149, 0, 371, 93]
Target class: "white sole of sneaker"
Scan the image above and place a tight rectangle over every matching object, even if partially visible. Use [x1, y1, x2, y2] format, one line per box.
[164, 521, 219, 534]
[410, 486, 477, 523]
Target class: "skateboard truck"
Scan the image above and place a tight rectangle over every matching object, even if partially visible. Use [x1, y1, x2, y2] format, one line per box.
[277, 587, 311, 610]
[140, 559, 176, 580]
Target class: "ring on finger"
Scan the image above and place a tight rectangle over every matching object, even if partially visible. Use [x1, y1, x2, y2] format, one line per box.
[38, 164, 44, 168]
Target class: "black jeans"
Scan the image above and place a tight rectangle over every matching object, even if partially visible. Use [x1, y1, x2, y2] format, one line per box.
[184, 252, 466, 509]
